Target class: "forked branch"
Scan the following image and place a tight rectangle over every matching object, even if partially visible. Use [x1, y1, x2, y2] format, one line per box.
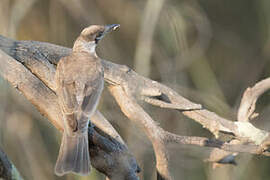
[1, 35, 270, 180]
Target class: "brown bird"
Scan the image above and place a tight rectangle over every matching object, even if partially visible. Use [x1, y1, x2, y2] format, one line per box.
[54, 24, 120, 176]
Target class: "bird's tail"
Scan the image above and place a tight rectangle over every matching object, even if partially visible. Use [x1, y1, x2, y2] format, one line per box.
[54, 132, 90, 176]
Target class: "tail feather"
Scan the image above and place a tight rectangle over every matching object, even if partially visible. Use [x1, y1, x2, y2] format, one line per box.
[55, 132, 90, 176]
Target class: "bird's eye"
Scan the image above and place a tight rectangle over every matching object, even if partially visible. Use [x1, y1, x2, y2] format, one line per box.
[96, 31, 104, 38]
[95, 31, 104, 44]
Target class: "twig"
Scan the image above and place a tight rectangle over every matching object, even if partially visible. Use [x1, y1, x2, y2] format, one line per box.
[207, 78, 270, 167]
[238, 78, 270, 122]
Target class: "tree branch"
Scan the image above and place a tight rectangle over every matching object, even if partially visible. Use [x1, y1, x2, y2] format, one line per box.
[0, 36, 139, 179]
[238, 78, 270, 122]
[1, 35, 270, 180]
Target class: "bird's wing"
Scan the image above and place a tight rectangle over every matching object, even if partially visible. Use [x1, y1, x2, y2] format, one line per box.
[55, 58, 104, 133]
[81, 75, 104, 114]
[55, 58, 79, 132]
[76, 73, 104, 131]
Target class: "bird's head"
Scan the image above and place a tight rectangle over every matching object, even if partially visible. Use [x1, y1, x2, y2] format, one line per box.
[80, 24, 120, 44]
[73, 24, 120, 53]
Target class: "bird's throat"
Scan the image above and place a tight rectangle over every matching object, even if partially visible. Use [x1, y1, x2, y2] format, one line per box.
[73, 40, 97, 56]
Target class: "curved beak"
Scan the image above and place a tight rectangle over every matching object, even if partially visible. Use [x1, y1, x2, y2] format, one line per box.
[95, 24, 120, 43]
[104, 24, 120, 33]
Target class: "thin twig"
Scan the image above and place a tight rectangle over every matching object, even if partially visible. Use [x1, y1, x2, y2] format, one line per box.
[238, 78, 270, 122]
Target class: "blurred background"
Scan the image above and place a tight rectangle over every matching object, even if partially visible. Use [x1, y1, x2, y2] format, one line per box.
[1, 0, 270, 179]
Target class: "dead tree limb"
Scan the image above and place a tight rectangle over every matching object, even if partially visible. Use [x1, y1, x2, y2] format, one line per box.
[207, 77, 270, 167]
[1, 35, 270, 180]
[0, 36, 139, 180]
[238, 78, 270, 122]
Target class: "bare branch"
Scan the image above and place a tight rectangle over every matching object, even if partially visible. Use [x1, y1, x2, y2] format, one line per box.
[0, 38, 139, 179]
[238, 78, 270, 122]
[164, 132, 270, 156]
[108, 85, 171, 180]
[207, 78, 270, 167]
[101, 52, 269, 145]
[108, 84, 270, 180]
[1, 34, 270, 179]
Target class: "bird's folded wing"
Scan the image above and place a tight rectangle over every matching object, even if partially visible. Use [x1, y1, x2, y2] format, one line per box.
[55, 60, 79, 132]
[56, 71, 103, 132]
[81, 76, 104, 114]
[57, 80, 79, 132]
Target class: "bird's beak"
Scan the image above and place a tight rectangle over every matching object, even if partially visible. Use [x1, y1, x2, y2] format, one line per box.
[104, 24, 120, 34]
[95, 24, 120, 43]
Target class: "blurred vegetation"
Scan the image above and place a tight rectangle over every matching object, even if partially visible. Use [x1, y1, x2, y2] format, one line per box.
[1, 0, 270, 179]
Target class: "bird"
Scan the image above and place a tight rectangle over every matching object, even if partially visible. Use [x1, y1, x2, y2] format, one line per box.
[54, 24, 120, 176]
